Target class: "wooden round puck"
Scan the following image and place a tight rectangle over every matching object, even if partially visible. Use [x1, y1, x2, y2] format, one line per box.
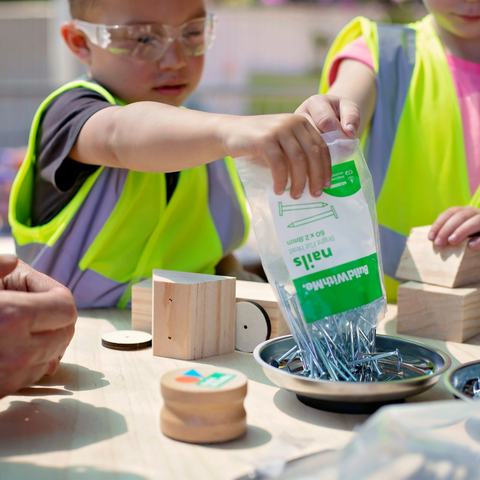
[101, 330, 152, 350]
[160, 366, 248, 444]
[235, 301, 271, 353]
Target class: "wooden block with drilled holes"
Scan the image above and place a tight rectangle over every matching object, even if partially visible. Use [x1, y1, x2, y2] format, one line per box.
[131, 278, 153, 333]
[235, 280, 289, 338]
[131, 278, 290, 339]
[396, 226, 480, 288]
[152, 270, 236, 360]
[397, 281, 480, 342]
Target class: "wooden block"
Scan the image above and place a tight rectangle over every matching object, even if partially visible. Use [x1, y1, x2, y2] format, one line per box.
[235, 280, 290, 338]
[160, 366, 247, 444]
[152, 270, 236, 360]
[132, 278, 290, 339]
[131, 278, 152, 333]
[397, 281, 480, 342]
[396, 226, 480, 288]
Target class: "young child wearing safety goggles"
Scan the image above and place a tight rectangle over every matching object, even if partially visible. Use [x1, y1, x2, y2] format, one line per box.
[9, 0, 357, 309]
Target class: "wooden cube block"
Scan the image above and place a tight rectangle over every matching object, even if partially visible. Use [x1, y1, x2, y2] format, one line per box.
[131, 278, 152, 333]
[152, 270, 236, 360]
[397, 281, 480, 342]
[396, 226, 480, 288]
[131, 278, 290, 339]
[235, 280, 289, 338]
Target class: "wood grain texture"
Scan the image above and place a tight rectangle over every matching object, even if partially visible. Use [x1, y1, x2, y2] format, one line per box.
[160, 366, 247, 443]
[131, 278, 152, 333]
[152, 270, 236, 360]
[397, 281, 480, 342]
[2, 306, 480, 479]
[396, 226, 480, 288]
[132, 278, 290, 339]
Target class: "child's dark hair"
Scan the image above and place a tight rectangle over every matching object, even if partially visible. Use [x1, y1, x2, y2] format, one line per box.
[69, 0, 97, 19]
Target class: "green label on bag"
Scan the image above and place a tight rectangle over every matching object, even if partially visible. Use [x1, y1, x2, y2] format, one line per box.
[293, 253, 382, 321]
[268, 160, 383, 323]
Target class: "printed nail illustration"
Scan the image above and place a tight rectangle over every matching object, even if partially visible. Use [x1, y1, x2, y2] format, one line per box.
[287, 206, 338, 228]
[278, 201, 328, 217]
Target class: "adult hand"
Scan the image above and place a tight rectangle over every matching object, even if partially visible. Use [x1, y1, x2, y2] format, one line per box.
[0, 255, 77, 398]
[295, 94, 361, 138]
[428, 207, 480, 249]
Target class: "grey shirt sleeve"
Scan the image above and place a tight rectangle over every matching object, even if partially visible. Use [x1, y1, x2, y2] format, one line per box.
[31, 87, 113, 226]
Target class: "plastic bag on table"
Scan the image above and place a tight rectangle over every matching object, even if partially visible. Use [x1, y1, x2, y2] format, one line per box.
[273, 401, 480, 480]
[234, 131, 386, 381]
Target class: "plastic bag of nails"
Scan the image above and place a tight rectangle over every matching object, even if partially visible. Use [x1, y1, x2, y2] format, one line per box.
[235, 131, 387, 382]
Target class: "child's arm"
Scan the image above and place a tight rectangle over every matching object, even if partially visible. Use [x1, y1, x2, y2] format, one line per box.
[295, 59, 376, 139]
[428, 207, 480, 249]
[70, 103, 331, 199]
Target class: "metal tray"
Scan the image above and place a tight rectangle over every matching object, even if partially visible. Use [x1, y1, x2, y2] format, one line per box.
[445, 360, 480, 402]
[254, 334, 451, 414]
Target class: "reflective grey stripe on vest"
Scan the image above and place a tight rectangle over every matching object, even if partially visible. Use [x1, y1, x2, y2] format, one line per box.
[378, 224, 407, 279]
[364, 24, 416, 279]
[17, 168, 129, 309]
[207, 159, 246, 255]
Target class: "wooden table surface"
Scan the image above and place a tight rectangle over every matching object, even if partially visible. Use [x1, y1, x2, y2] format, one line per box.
[1, 305, 480, 480]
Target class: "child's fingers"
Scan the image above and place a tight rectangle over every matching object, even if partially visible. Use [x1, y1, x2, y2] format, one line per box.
[263, 142, 289, 196]
[293, 120, 330, 197]
[446, 214, 480, 245]
[295, 95, 341, 133]
[277, 130, 308, 199]
[469, 237, 480, 249]
[337, 96, 361, 138]
[428, 207, 461, 242]
[433, 209, 480, 246]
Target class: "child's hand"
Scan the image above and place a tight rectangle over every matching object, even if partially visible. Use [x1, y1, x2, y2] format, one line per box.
[223, 114, 331, 199]
[428, 207, 480, 249]
[295, 94, 360, 138]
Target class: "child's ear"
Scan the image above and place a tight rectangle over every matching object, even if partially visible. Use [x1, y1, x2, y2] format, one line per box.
[60, 22, 92, 64]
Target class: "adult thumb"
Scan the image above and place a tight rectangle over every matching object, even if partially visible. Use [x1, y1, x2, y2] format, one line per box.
[0, 254, 18, 278]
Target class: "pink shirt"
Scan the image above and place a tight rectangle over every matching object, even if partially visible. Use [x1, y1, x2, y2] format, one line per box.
[330, 37, 480, 195]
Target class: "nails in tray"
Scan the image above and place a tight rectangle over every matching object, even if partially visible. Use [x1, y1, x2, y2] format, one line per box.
[463, 378, 480, 399]
[272, 281, 410, 383]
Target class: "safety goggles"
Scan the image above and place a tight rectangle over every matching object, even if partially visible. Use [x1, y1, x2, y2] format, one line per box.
[72, 14, 217, 62]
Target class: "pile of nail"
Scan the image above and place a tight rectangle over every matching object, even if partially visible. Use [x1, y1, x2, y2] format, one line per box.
[273, 282, 407, 382]
[463, 378, 480, 399]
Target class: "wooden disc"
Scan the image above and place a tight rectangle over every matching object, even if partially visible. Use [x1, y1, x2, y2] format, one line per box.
[101, 330, 152, 350]
[235, 301, 271, 353]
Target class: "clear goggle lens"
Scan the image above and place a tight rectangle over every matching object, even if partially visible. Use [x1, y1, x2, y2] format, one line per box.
[73, 14, 217, 62]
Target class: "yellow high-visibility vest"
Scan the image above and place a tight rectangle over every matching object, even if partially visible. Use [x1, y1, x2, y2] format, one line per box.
[9, 79, 249, 308]
[321, 16, 474, 301]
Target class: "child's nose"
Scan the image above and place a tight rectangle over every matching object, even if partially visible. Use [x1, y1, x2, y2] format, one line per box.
[158, 40, 187, 71]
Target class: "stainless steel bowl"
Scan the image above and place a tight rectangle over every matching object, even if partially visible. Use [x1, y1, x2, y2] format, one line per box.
[445, 360, 480, 402]
[254, 334, 452, 414]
